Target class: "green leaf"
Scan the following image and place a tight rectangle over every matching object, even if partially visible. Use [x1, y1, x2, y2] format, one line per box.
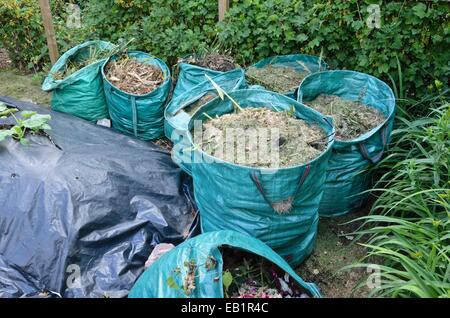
[412, 3, 427, 19]
[222, 270, 233, 293]
[20, 111, 37, 119]
[0, 103, 7, 113]
[20, 138, 30, 146]
[0, 108, 18, 117]
[22, 114, 52, 130]
[166, 276, 180, 290]
[0, 129, 14, 141]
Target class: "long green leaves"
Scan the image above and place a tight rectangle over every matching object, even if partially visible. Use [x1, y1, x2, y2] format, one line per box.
[351, 99, 450, 298]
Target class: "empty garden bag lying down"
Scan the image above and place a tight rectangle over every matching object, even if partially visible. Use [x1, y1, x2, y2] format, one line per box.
[129, 231, 322, 298]
[0, 97, 198, 298]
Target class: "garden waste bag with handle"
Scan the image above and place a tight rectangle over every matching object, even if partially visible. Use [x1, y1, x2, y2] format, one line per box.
[165, 69, 247, 175]
[42, 40, 114, 121]
[128, 231, 322, 298]
[298, 70, 396, 217]
[247, 54, 328, 99]
[172, 54, 239, 100]
[102, 51, 171, 141]
[187, 89, 335, 266]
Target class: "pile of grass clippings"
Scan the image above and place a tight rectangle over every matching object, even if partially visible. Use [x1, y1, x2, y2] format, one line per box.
[304, 94, 386, 140]
[246, 65, 307, 94]
[184, 93, 217, 115]
[182, 53, 237, 72]
[105, 55, 164, 95]
[198, 107, 326, 168]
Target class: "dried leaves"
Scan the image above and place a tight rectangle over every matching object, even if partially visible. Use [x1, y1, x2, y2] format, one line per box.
[182, 53, 237, 72]
[106, 55, 164, 95]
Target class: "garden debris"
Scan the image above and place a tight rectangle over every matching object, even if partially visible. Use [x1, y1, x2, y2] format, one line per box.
[304, 94, 386, 140]
[198, 107, 326, 168]
[184, 93, 217, 115]
[0, 49, 12, 69]
[153, 137, 173, 151]
[52, 45, 112, 80]
[246, 65, 308, 94]
[222, 248, 310, 298]
[182, 53, 237, 72]
[105, 55, 164, 95]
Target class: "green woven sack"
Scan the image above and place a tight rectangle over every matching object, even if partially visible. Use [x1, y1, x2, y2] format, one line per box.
[247, 54, 328, 99]
[186, 89, 335, 266]
[172, 54, 241, 100]
[42, 40, 114, 121]
[166, 69, 247, 175]
[102, 51, 171, 140]
[298, 70, 396, 217]
[128, 231, 322, 298]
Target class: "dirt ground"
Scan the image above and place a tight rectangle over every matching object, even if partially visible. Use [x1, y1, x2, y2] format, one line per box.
[0, 51, 370, 298]
[297, 208, 371, 298]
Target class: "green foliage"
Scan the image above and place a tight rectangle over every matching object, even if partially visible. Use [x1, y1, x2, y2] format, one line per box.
[0, 102, 52, 145]
[138, 0, 218, 65]
[218, 0, 449, 98]
[2, 0, 449, 98]
[0, 0, 85, 71]
[349, 92, 450, 298]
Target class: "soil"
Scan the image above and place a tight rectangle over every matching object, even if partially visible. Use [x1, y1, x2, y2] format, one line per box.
[152, 137, 173, 152]
[105, 55, 164, 95]
[0, 49, 12, 69]
[304, 94, 386, 141]
[297, 205, 374, 298]
[198, 107, 327, 168]
[182, 53, 237, 72]
[184, 93, 217, 115]
[246, 65, 307, 94]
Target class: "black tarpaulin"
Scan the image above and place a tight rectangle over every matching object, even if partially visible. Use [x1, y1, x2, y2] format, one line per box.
[0, 97, 198, 298]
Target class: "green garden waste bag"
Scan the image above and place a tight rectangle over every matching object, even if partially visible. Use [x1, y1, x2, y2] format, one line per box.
[165, 69, 247, 175]
[247, 54, 328, 99]
[298, 70, 396, 217]
[102, 51, 171, 140]
[172, 55, 240, 100]
[128, 231, 322, 298]
[42, 40, 114, 121]
[187, 89, 335, 266]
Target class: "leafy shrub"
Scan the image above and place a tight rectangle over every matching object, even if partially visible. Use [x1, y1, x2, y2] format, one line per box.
[0, 0, 84, 71]
[218, 0, 449, 98]
[80, 0, 152, 45]
[350, 89, 450, 297]
[138, 0, 218, 65]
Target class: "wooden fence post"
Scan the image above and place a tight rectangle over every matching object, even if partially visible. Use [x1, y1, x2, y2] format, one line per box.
[38, 0, 59, 65]
[218, 0, 230, 22]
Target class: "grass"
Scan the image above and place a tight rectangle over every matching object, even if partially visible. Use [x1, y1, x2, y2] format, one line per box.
[0, 68, 50, 105]
[348, 91, 450, 298]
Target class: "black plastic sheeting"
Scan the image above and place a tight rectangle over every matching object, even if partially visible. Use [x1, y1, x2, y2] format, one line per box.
[0, 97, 199, 298]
